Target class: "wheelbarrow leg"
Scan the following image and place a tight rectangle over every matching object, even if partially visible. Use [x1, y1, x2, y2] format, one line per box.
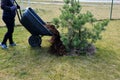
[28, 35, 42, 47]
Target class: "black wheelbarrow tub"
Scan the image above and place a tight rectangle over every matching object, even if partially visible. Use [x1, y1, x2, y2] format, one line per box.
[20, 7, 53, 36]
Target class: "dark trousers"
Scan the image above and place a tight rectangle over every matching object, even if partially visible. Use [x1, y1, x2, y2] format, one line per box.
[2, 17, 15, 45]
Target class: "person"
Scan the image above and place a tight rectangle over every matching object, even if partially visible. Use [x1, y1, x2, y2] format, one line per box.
[0, 0, 20, 49]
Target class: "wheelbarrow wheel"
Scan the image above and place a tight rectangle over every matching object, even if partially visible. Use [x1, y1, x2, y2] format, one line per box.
[28, 35, 41, 47]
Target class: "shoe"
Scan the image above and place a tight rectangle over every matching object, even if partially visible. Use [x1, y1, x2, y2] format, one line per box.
[0, 43, 8, 49]
[9, 43, 16, 46]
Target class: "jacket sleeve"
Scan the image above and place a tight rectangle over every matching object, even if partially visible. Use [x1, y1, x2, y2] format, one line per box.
[1, 0, 11, 11]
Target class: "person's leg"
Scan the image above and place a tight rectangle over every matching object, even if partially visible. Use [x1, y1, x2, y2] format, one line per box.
[2, 31, 8, 45]
[8, 19, 15, 44]
[1, 18, 10, 49]
[2, 18, 14, 45]
[1, 18, 9, 45]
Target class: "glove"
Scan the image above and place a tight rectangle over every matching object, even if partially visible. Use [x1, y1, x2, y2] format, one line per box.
[10, 5, 17, 11]
[17, 5, 20, 9]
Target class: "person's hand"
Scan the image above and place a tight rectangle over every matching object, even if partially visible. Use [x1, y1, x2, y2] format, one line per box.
[17, 5, 20, 9]
[10, 5, 17, 11]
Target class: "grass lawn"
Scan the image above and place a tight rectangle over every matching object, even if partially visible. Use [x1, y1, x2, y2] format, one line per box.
[0, 20, 120, 80]
[0, 1, 120, 80]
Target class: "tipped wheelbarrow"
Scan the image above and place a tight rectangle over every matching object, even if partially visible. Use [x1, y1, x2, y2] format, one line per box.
[16, 7, 53, 47]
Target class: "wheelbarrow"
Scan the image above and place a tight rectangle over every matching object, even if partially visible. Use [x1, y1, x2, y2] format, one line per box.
[15, 1, 53, 47]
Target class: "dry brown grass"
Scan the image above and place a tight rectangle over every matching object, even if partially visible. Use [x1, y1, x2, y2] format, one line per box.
[0, 2, 120, 27]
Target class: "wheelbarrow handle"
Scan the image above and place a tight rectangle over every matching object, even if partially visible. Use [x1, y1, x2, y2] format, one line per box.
[14, 0, 22, 22]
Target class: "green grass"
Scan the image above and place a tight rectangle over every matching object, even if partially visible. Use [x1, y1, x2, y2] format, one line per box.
[0, 2, 120, 80]
[0, 20, 120, 80]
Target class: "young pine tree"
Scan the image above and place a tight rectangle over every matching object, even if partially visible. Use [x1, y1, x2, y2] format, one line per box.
[53, 0, 109, 55]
